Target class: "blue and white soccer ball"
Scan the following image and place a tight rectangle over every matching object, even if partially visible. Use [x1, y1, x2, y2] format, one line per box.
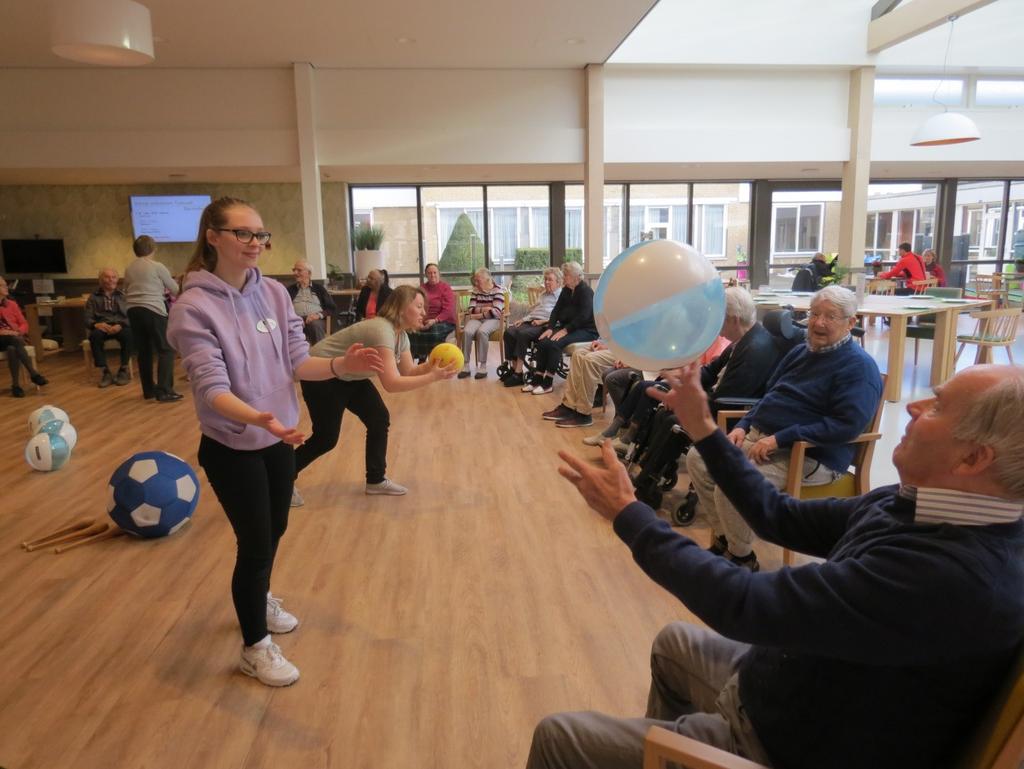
[24, 431, 72, 472]
[107, 451, 200, 538]
[28, 405, 70, 435]
[36, 419, 78, 452]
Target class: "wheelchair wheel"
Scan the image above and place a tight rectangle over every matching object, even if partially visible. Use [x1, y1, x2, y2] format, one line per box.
[496, 361, 513, 380]
[658, 470, 678, 492]
[671, 490, 698, 527]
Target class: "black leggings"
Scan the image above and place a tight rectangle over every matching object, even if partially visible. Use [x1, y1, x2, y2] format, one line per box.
[198, 435, 294, 647]
[0, 335, 36, 387]
[127, 307, 175, 397]
[295, 378, 390, 484]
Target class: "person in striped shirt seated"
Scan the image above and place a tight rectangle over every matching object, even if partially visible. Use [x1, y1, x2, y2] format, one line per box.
[458, 268, 505, 380]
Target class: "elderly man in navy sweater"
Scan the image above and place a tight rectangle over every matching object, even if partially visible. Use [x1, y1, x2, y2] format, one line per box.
[685, 285, 883, 572]
[527, 363, 1024, 769]
[532, 364, 1024, 765]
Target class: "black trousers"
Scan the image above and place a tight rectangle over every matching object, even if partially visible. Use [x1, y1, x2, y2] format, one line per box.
[503, 323, 545, 360]
[535, 329, 600, 375]
[127, 307, 175, 397]
[0, 335, 36, 387]
[296, 378, 390, 484]
[198, 435, 294, 647]
[88, 327, 134, 368]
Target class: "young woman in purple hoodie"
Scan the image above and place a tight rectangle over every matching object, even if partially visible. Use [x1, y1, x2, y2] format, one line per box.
[167, 197, 382, 688]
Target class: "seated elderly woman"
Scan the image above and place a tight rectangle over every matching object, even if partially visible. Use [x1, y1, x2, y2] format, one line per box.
[458, 268, 505, 379]
[525, 261, 598, 395]
[408, 262, 457, 362]
[500, 267, 561, 388]
[0, 276, 48, 397]
[287, 259, 336, 345]
[355, 268, 392, 321]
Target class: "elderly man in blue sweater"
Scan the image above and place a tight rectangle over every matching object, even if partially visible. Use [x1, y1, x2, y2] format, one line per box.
[685, 285, 883, 571]
[528, 363, 1024, 769]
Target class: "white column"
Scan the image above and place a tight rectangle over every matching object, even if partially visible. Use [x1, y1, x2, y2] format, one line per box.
[293, 62, 327, 279]
[584, 64, 605, 275]
[838, 66, 875, 275]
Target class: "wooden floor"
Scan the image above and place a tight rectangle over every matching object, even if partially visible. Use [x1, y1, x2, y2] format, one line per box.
[1, 318, 1020, 769]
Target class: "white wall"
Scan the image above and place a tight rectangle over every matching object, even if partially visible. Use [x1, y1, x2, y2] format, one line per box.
[872, 108, 1024, 162]
[314, 69, 585, 165]
[604, 69, 851, 163]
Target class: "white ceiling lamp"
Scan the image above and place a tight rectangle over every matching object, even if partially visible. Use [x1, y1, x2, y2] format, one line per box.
[910, 14, 979, 147]
[50, 0, 155, 66]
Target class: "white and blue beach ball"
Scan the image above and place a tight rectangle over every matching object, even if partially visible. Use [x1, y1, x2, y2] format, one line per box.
[37, 419, 78, 452]
[594, 240, 726, 371]
[24, 432, 72, 472]
[28, 405, 69, 435]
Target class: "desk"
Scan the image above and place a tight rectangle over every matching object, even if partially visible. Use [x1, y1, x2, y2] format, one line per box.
[753, 291, 992, 402]
[26, 298, 88, 358]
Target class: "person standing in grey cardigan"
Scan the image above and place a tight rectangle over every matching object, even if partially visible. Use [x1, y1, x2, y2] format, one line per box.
[124, 235, 181, 402]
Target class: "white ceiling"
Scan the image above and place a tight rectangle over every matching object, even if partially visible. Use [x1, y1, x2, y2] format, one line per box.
[2, 0, 657, 69]
[610, 0, 1024, 72]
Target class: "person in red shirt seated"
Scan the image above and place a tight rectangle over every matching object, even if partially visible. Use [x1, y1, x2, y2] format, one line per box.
[878, 242, 926, 295]
[0, 276, 49, 397]
[922, 248, 947, 288]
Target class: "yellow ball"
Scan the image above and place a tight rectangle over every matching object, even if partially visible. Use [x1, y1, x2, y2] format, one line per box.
[428, 342, 464, 371]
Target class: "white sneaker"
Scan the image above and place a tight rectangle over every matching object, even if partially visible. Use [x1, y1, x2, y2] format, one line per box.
[266, 592, 298, 634]
[366, 478, 408, 496]
[240, 638, 300, 687]
[531, 384, 553, 395]
[290, 487, 304, 507]
[521, 381, 535, 392]
[582, 433, 611, 446]
[611, 437, 633, 455]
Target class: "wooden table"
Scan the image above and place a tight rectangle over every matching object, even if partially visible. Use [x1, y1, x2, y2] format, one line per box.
[752, 291, 992, 402]
[25, 297, 89, 359]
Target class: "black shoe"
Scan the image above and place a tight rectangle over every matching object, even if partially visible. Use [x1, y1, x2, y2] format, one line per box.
[726, 550, 760, 572]
[156, 391, 184, 402]
[457, 370, 471, 379]
[30, 373, 48, 387]
[503, 373, 525, 388]
[542, 404, 575, 421]
[114, 368, 130, 386]
[11, 385, 25, 398]
[708, 534, 729, 556]
[556, 412, 593, 429]
[99, 369, 114, 388]
[143, 390, 156, 400]
[474, 370, 487, 380]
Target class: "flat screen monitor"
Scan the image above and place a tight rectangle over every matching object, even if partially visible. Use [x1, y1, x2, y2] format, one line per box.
[1, 239, 68, 274]
[130, 194, 212, 243]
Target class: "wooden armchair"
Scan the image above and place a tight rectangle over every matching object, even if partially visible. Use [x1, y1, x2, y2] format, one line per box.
[455, 288, 511, 364]
[715, 375, 887, 567]
[905, 287, 964, 364]
[955, 308, 1021, 365]
[645, 640, 1024, 769]
[911, 277, 939, 294]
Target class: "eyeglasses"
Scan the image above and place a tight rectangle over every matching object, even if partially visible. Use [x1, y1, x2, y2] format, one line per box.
[808, 310, 848, 324]
[214, 228, 272, 245]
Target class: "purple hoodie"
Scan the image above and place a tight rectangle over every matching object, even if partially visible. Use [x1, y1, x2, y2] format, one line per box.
[167, 267, 309, 451]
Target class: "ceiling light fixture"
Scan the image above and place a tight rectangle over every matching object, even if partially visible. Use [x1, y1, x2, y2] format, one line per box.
[910, 15, 980, 147]
[565, 37, 584, 45]
[50, 0, 155, 66]
[396, 36, 415, 44]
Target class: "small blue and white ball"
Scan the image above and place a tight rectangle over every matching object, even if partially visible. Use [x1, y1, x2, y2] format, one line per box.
[107, 451, 199, 538]
[28, 405, 69, 435]
[25, 432, 72, 472]
[594, 240, 726, 371]
[36, 419, 78, 452]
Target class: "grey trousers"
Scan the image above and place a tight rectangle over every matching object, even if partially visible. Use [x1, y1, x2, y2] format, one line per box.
[526, 623, 772, 769]
[462, 318, 501, 367]
[685, 428, 841, 557]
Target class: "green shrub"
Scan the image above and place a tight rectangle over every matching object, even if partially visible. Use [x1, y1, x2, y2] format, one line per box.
[439, 214, 486, 274]
[352, 224, 385, 250]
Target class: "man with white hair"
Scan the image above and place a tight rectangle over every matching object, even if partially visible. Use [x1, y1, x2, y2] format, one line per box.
[84, 266, 133, 387]
[530, 363, 1024, 769]
[686, 285, 882, 571]
[287, 259, 336, 344]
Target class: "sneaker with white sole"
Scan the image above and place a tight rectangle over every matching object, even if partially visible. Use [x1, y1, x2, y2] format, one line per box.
[531, 384, 553, 395]
[366, 478, 408, 496]
[521, 381, 536, 392]
[266, 592, 298, 634]
[290, 487, 304, 507]
[611, 437, 633, 455]
[582, 433, 613, 446]
[240, 638, 300, 687]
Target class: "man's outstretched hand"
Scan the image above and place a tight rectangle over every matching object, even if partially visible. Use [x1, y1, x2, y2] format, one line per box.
[558, 440, 637, 521]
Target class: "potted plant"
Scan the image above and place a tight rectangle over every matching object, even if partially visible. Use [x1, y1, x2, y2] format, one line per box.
[352, 224, 385, 279]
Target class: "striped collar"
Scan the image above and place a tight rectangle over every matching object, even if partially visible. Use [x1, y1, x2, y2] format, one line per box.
[898, 485, 1024, 526]
[808, 333, 852, 354]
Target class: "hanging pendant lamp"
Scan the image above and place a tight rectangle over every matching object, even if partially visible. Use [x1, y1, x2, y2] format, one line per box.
[50, 0, 155, 66]
[910, 14, 980, 147]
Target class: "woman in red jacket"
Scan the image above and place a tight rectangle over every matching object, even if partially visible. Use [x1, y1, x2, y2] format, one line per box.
[922, 249, 947, 287]
[0, 276, 48, 397]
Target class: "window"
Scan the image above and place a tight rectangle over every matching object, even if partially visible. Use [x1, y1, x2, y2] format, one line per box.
[976, 79, 1024, 108]
[628, 184, 689, 247]
[865, 183, 939, 265]
[954, 180, 1007, 282]
[349, 186, 419, 277]
[1006, 182, 1024, 263]
[486, 185, 551, 274]
[772, 204, 822, 254]
[874, 78, 964, 108]
[567, 184, 625, 267]
[695, 204, 725, 256]
[422, 186, 485, 279]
